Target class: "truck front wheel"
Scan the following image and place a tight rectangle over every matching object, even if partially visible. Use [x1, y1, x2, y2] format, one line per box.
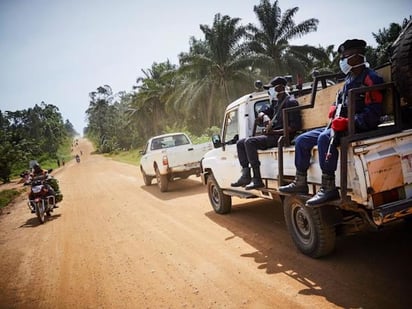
[155, 168, 169, 192]
[207, 174, 232, 214]
[283, 196, 336, 258]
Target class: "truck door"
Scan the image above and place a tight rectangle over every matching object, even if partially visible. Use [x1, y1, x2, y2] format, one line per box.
[213, 108, 241, 188]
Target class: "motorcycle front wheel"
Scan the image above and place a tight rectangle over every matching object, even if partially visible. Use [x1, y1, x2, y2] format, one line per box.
[35, 201, 45, 224]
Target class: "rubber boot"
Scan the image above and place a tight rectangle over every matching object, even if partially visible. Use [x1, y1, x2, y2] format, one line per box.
[245, 167, 264, 190]
[278, 171, 308, 194]
[306, 173, 340, 206]
[231, 167, 251, 187]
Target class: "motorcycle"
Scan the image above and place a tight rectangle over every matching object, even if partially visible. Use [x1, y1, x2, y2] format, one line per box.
[26, 170, 63, 224]
[76, 154, 80, 163]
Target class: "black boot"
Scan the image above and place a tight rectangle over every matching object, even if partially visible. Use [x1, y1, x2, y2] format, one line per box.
[278, 171, 308, 194]
[231, 167, 251, 187]
[245, 167, 264, 190]
[306, 173, 340, 206]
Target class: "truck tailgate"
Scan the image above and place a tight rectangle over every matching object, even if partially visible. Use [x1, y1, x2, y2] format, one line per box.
[167, 142, 213, 168]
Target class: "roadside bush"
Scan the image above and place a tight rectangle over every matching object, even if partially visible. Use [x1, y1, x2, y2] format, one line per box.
[0, 189, 20, 209]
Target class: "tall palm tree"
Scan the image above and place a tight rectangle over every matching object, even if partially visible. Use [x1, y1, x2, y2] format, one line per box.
[175, 13, 255, 130]
[247, 0, 319, 79]
[128, 61, 177, 137]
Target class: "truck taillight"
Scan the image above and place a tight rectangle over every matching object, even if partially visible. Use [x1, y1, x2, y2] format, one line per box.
[162, 156, 168, 166]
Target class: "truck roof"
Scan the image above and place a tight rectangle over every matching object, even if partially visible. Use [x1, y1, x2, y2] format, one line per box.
[149, 132, 188, 140]
[226, 90, 269, 110]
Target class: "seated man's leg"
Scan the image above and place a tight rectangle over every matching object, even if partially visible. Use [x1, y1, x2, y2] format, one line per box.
[306, 128, 340, 206]
[279, 128, 322, 194]
[231, 138, 251, 187]
[243, 135, 272, 190]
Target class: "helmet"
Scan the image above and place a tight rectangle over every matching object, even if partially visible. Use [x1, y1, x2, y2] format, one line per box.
[33, 163, 42, 173]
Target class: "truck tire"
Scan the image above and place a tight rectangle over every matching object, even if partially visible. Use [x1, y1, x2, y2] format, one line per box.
[283, 196, 336, 258]
[140, 166, 153, 186]
[155, 168, 169, 192]
[391, 20, 412, 103]
[207, 173, 232, 214]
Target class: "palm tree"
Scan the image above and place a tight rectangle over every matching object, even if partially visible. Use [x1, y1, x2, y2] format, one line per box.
[175, 13, 256, 130]
[128, 61, 177, 138]
[247, 0, 319, 79]
[308, 44, 339, 77]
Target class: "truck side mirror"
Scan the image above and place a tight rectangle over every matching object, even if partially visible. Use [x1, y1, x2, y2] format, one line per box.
[211, 134, 222, 148]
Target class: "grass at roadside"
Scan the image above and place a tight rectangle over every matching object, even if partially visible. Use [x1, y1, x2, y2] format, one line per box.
[0, 189, 21, 210]
[104, 149, 141, 166]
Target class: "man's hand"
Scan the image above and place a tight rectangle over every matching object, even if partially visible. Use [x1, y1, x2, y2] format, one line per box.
[331, 117, 348, 132]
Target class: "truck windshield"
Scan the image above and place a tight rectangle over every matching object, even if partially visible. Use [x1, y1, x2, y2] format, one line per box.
[151, 134, 190, 150]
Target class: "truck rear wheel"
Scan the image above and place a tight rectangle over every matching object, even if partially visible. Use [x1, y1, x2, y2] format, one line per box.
[140, 166, 153, 186]
[283, 196, 336, 258]
[391, 20, 412, 103]
[155, 168, 169, 192]
[207, 174, 232, 214]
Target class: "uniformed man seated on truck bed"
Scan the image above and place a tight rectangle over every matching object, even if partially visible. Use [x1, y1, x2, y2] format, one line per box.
[231, 76, 302, 190]
[279, 39, 384, 206]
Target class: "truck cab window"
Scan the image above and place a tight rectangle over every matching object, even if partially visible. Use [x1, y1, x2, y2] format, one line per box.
[223, 109, 239, 144]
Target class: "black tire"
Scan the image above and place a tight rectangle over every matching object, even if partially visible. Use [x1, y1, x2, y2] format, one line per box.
[155, 168, 169, 192]
[283, 196, 336, 258]
[140, 166, 153, 186]
[207, 173, 232, 214]
[391, 20, 412, 103]
[35, 201, 45, 224]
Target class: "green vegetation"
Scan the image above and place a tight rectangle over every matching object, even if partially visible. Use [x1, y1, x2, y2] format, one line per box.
[0, 103, 77, 183]
[0, 189, 21, 210]
[104, 149, 141, 167]
[84, 1, 410, 155]
[2, 1, 410, 183]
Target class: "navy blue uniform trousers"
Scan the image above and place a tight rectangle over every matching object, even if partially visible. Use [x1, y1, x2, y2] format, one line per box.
[236, 134, 279, 168]
[294, 127, 338, 175]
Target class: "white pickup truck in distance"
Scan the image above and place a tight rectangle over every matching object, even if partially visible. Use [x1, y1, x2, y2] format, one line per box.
[140, 132, 213, 192]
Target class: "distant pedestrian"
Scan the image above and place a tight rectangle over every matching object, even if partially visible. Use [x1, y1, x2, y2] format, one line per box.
[57, 159, 61, 167]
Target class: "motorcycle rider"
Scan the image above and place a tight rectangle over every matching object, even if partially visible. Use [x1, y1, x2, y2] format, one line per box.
[29, 163, 59, 212]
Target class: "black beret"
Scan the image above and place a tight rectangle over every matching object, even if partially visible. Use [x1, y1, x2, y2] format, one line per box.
[263, 76, 287, 89]
[338, 39, 366, 54]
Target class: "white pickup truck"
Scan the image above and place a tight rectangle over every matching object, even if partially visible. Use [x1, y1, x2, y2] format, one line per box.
[200, 24, 412, 258]
[140, 132, 212, 192]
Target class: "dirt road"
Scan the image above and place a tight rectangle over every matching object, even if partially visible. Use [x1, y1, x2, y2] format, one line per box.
[0, 139, 410, 308]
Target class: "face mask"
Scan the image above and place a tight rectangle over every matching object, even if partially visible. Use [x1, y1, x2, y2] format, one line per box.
[268, 88, 276, 101]
[268, 86, 285, 101]
[339, 54, 368, 75]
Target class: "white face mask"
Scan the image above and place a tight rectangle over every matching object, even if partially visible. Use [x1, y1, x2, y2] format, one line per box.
[268, 86, 284, 101]
[339, 54, 368, 75]
[268, 88, 276, 101]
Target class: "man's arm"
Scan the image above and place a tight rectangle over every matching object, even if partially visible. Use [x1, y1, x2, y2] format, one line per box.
[354, 71, 384, 131]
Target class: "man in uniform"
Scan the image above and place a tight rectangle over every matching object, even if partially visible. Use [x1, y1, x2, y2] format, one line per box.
[231, 76, 302, 190]
[279, 39, 384, 205]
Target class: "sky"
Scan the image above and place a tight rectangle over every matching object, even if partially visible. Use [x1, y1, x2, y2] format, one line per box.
[1, 0, 411, 134]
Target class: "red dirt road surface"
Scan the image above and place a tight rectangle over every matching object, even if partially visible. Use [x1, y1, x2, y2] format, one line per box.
[0, 139, 410, 308]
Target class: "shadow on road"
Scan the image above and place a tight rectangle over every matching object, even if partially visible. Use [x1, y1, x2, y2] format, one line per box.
[20, 213, 62, 228]
[205, 198, 411, 309]
[140, 177, 206, 200]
